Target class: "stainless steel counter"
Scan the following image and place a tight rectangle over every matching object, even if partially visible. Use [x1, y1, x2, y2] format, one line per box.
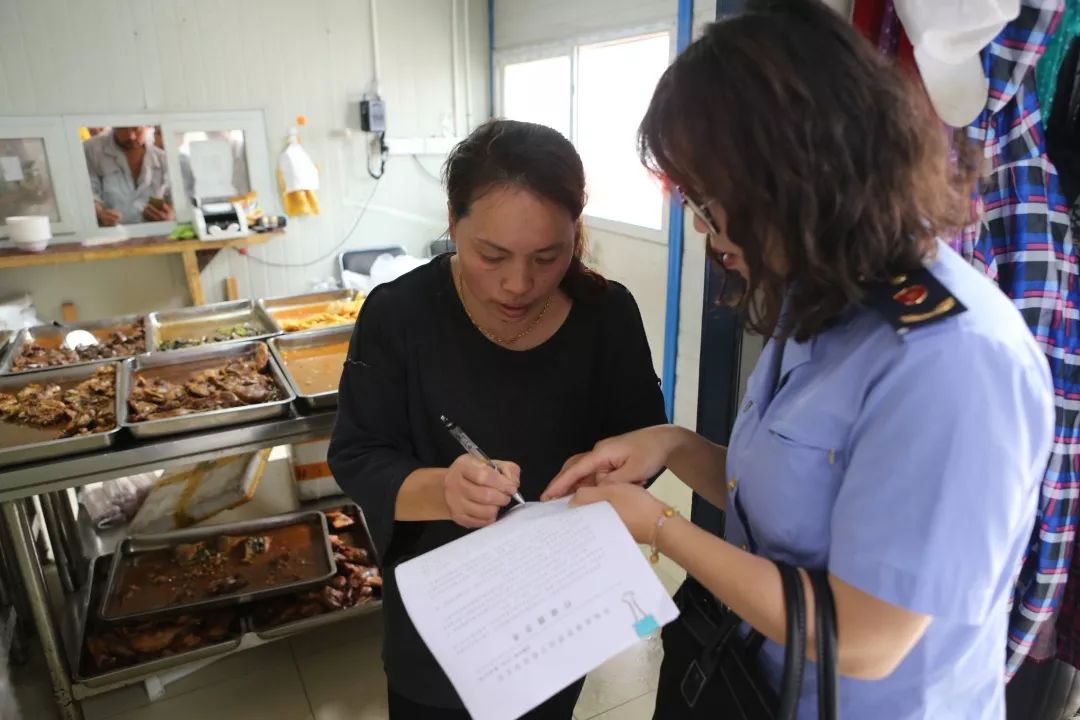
[0, 407, 340, 719]
[0, 409, 336, 502]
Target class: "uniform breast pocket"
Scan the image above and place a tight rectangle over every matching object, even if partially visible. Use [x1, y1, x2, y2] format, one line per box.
[768, 415, 847, 472]
[750, 412, 851, 555]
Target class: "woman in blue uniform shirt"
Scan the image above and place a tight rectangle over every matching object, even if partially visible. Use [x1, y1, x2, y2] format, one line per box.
[544, 1, 1055, 717]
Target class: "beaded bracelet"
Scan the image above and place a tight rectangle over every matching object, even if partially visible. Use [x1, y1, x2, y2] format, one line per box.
[649, 505, 679, 564]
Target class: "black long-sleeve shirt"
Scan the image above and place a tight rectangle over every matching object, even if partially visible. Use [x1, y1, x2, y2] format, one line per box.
[328, 254, 667, 708]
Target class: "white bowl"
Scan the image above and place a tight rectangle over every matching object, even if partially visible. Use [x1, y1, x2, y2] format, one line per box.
[12, 238, 50, 252]
[6, 215, 51, 253]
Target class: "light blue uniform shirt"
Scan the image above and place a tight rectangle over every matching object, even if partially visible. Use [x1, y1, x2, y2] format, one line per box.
[724, 241, 1054, 719]
[83, 131, 170, 224]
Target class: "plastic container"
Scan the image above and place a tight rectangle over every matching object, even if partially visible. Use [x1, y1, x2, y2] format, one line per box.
[290, 438, 343, 501]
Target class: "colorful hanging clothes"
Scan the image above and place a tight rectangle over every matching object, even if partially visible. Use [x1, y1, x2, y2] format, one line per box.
[1046, 36, 1080, 206]
[960, 0, 1080, 677]
[1037, 0, 1080, 126]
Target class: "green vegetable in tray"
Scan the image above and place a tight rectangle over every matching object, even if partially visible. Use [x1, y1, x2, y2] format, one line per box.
[168, 224, 197, 240]
[157, 323, 260, 351]
[212, 325, 259, 342]
[157, 338, 203, 351]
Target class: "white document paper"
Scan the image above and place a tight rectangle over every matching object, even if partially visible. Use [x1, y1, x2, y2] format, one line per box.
[0, 156, 23, 183]
[189, 139, 238, 199]
[396, 498, 679, 720]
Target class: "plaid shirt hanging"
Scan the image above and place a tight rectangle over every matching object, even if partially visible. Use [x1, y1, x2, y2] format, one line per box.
[961, 0, 1080, 676]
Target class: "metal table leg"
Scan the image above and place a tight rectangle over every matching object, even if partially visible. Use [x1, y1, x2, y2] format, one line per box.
[0, 514, 28, 666]
[2, 501, 82, 720]
[39, 494, 75, 595]
[0, 506, 34, 665]
[50, 491, 85, 588]
[0, 529, 13, 612]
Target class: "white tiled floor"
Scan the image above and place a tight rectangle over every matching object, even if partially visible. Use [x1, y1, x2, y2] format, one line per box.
[13, 610, 663, 720]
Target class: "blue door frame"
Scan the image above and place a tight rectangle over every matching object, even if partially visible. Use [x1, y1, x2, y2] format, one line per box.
[689, 0, 750, 533]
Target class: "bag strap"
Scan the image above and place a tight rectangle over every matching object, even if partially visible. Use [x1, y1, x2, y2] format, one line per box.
[730, 485, 838, 718]
[775, 562, 807, 720]
[809, 569, 839, 720]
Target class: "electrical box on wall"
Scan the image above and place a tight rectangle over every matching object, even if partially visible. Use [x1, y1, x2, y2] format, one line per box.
[360, 99, 386, 132]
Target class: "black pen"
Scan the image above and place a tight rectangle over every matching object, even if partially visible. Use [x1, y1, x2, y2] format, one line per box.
[440, 415, 527, 506]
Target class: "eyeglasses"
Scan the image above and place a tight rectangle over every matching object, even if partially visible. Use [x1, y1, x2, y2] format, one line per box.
[678, 187, 721, 238]
[676, 186, 744, 303]
[677, 186, 729, 268]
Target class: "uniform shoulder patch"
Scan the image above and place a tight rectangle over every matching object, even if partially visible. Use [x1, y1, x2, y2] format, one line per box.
[861, 266, 967, 334]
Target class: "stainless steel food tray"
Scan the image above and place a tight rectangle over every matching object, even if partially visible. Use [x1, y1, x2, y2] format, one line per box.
[267, 326, 351, 410]
[253, 505, 381, 639]
[0, 360, 125, 468]
[255, 595, 381, 641]
[101, 511, 336, 623]
[257, 289, 362, 334]
[0, 330, 10, 376]
[120, 341, 295, 439]
[0, 314, 147, 375]
[147, 300, 278, 352]
[72, 555, 244, 688]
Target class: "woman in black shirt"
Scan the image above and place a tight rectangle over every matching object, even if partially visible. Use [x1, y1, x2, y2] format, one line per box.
[328, 120, 667, 719]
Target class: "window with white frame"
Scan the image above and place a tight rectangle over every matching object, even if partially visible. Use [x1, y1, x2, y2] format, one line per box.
[0, 111, 273, 243]
[503, 56, 573, 141]
[0, 117, 81, 239]
[500, 31, 671, 232]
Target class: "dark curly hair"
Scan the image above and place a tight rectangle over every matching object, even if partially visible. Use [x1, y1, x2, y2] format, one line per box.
[443, 119, 606, 300]
[639, 0, 976, 340]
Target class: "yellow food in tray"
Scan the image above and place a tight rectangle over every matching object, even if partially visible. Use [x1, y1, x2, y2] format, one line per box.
[278, 296, 364, 332]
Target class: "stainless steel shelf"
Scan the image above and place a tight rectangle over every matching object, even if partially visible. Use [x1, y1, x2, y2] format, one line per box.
[63, 586, 381, 701]
[62, 496, 381, 701]
[0, 409, 337, 502]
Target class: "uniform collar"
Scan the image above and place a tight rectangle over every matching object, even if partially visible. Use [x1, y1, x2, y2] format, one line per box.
[775, 290, 816, 386]
[743, 331, 816, 411]
[743, 290, 819, 410]
[779, 333, 815, 382]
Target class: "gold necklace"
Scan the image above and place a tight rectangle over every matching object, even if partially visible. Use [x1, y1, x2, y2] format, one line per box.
[455, 267, 553, 346]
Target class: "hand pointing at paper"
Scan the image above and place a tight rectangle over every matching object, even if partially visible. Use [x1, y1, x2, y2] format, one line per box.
[570, 484, 665, 543]
[542, 428, 672, 500]
[542, 425, 730, 509]
[545, 425, 727, 543]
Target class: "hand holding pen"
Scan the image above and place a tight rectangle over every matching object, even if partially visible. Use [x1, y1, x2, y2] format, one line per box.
[440, 415, 525, 529]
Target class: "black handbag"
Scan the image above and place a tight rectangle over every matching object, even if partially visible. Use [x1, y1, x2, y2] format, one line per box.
[653, 565, 839, 720]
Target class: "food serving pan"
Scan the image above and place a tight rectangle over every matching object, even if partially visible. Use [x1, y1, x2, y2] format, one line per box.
[100, 511, 336, 623]
[120, 341, 295, 439]
[253, 505, 382, 640]
[0, 314, 147, 375]
[252, 580, 382, 641]
[267, 326, 351, 410]
[0, 360, 125, 468]
[0, 330, 11, 375]
[147, 300, 278, 352]
[258, 289, 362, 334]
[72, 555, 244, 688]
